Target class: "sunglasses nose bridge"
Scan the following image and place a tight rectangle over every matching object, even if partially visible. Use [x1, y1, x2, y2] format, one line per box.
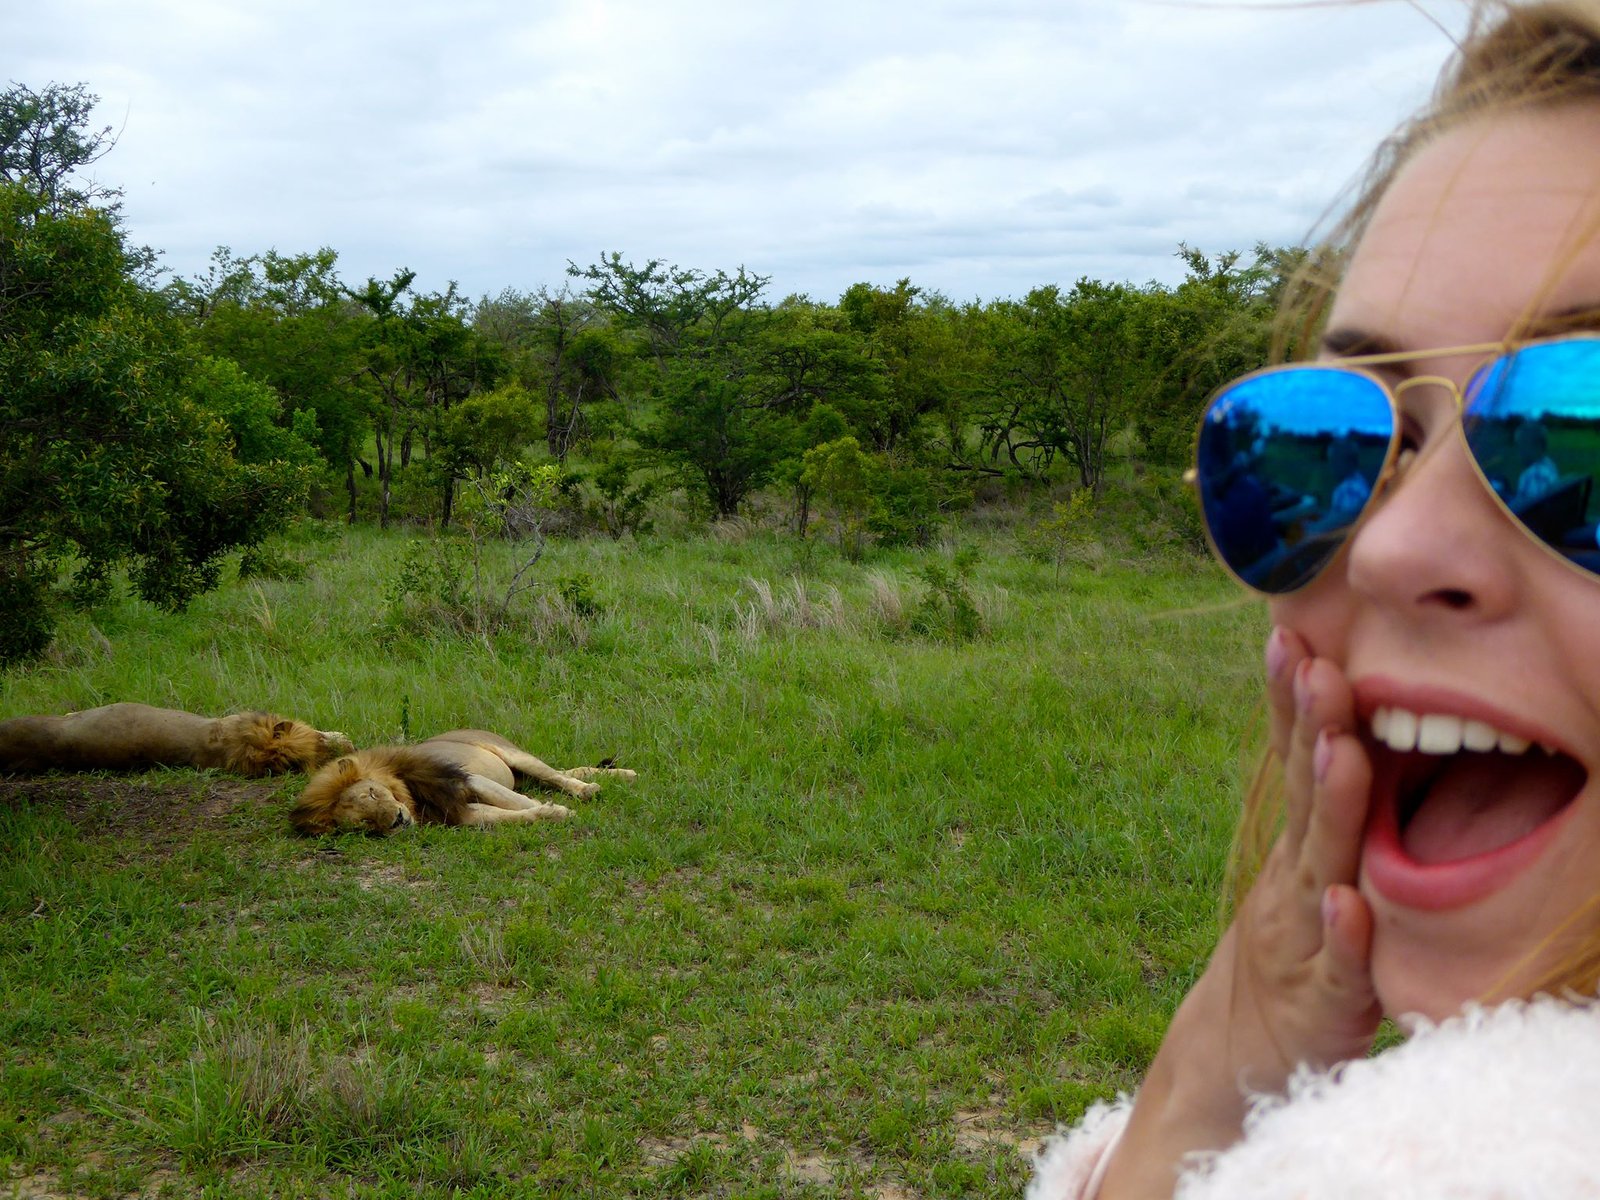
[1390, 372, 1468, 411]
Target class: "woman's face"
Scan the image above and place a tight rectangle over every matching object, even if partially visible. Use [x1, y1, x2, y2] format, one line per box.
[1272, 103, 1600, 1021]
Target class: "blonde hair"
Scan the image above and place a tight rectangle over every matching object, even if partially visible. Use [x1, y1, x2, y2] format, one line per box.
[1229, 0, 1600, 998]
[1273, 0, 1600, 356]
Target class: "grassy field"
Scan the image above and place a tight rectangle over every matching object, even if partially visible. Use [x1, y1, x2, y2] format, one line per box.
[0, 518, 1265, 1198]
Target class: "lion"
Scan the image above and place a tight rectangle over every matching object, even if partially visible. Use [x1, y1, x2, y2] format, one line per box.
[289, 729, 636, 835]
[0, 703, 355, 777]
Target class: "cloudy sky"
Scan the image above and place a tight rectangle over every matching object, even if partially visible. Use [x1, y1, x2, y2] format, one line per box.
[8, 1, 1462, 306]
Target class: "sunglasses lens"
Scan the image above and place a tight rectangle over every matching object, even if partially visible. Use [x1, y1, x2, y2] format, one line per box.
[1465, 339, 1600, 575]
[1197, 369, 1395, 593]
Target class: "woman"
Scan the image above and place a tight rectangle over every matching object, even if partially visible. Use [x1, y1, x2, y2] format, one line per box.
[1032, 4, 1600, 1196]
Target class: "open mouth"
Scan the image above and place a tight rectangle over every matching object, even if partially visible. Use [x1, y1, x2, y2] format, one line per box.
[1371, 705, 1587, 868]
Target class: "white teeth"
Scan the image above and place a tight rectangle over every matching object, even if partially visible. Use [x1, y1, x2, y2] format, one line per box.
[1369, 706, 1540, 756]
[1385, 708, 1419, 752]
[1498, 732, 1531, 755]
[1417, 713, 1463, 754]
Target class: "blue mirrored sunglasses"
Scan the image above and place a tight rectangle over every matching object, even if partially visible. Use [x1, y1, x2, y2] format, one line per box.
[1188, 334, 1600, 594]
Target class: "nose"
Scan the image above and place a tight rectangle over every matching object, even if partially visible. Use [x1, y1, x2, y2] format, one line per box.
[1343, 431, 1521, 621]
[391, 810, 410, 830]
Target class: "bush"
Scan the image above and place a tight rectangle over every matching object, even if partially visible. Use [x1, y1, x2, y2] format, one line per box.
[556, 571, 602, 619]
[238, 540, 309, 582]
[909, 547, 984, 642]
[869, 463, 963, 548]
[1017, 489, 1098, 579]
[585, 450, 657, 540]
[0, 564, 55, 668]
[1105, 471, 1207, 557]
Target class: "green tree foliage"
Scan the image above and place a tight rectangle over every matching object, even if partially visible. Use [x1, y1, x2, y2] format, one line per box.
[575, 254, 803, 518]
[586, 448, 657, 540]
[188, 355, 320, 467]
[981, 280, 1163, 494]
[0, 81, 116, 211]
[0, 175, 305, 664]
[473, 287, 623, 461]
[434, 383, 540, 480]
[837, 279, 967, 457]
[344, 274, 500, 526]
[1134, 244, 1287, 468]
[169, 246, 370, 518]
[1017, 489, 1098, 580]
[801, 436, 874, 556]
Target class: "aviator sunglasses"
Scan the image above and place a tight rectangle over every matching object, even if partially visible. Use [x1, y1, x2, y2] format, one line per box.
[1189, 333, 1600, 595]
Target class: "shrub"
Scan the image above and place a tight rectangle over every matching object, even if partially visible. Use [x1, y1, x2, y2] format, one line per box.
[238, 540, 309, 582]
[909, 547, 985, 642]
[586, 450, 657, 540]
[1017, 489, 1098, 580]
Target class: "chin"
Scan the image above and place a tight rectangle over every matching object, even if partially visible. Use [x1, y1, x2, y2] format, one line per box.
[1369, 947, 1483, 1024]
[1364, 892, 1570, 1024]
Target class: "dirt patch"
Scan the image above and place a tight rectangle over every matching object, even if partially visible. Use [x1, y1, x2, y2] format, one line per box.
[953, 1106, 1043, 1157]
[0, 773, 282, 841]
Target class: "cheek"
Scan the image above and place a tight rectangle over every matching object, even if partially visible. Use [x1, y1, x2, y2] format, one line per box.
[1268, 570, 1356, 658]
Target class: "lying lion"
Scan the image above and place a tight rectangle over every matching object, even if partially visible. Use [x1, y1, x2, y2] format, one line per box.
[289, 729, 636, 835]
[0, 702, 354, 777]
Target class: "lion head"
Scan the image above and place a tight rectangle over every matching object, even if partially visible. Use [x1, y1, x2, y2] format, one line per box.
[290, 755, 414, 835]
[218, 713, 356, 777]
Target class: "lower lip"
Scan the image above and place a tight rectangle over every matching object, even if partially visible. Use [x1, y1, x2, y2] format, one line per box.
[1361, 758, 1577, 911]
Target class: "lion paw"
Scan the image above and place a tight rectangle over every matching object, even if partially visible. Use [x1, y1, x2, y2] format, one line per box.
[542, 803, 572, 820]
[573, 781, 601, 800]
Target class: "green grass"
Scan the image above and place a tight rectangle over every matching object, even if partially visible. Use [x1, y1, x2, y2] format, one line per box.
[0, 520, 1264, 1197]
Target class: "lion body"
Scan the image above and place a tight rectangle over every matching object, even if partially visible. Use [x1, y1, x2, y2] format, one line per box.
[0, 703, 353, 777]
[290, 729, 635, 835]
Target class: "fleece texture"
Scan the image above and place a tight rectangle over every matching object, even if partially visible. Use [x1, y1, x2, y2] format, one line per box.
[1029, 997, 1600, 1199]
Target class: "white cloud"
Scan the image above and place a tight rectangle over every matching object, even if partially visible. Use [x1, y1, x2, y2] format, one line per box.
[4, 0, 1463, 304]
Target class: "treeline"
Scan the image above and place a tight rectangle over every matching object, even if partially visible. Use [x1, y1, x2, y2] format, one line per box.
[1, 81, 1297, 664]
[168, 244, 1299, 530]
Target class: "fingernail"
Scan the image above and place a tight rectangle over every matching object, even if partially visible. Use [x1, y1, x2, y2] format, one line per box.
[1294, 659, 1314, 714]
[1322, 885, 1339, 929]
[1314, 728, 1333, 782]
[1266, 628, 1290, 680]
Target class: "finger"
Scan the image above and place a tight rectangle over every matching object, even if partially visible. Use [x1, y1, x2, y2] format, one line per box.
[1301, 726, 1372, 891]
[1319, 884, 1375, 989]
[1281, 657, 1356, 848]
[1264, 625, 1311, 765]
[1313, 884, 1381, 1055]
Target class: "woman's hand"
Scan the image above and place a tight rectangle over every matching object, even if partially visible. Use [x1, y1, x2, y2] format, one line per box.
[1096, 627, 1383, 1200]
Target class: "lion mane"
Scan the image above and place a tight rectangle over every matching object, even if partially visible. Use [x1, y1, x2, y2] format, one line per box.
[211, 712, 345, 776]
[289, 746, 475, 835]
[0, 703, 353, 777]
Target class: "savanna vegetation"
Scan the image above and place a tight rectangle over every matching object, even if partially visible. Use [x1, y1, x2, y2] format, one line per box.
[2, 82, 1278, 1197]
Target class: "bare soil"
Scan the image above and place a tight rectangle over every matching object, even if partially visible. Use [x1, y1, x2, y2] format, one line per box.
[0, 773, 281, 841]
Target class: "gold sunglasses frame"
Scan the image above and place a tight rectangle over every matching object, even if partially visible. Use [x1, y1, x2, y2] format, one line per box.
[1183, 334, 1600, 596]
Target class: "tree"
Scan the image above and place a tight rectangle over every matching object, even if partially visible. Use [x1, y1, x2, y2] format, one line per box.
[568, 253, 768, 372]
[0, 179, 305, 664]
[474, 287, 623, 461]
[434, 384, 540, 481]
[836, 280, 967, 456]
[1135, 245, 1286, 468]
[0, 82, 117, 211]
[575, 254, 794, 518]
[343, 273, 496, 526]
[982, 280, 1163, 494]
[170, 246, 372, 519]
[800, 436, 873, 556]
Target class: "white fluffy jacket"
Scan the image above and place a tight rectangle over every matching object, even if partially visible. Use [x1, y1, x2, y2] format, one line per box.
[1029, 997, 1600, 1199]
